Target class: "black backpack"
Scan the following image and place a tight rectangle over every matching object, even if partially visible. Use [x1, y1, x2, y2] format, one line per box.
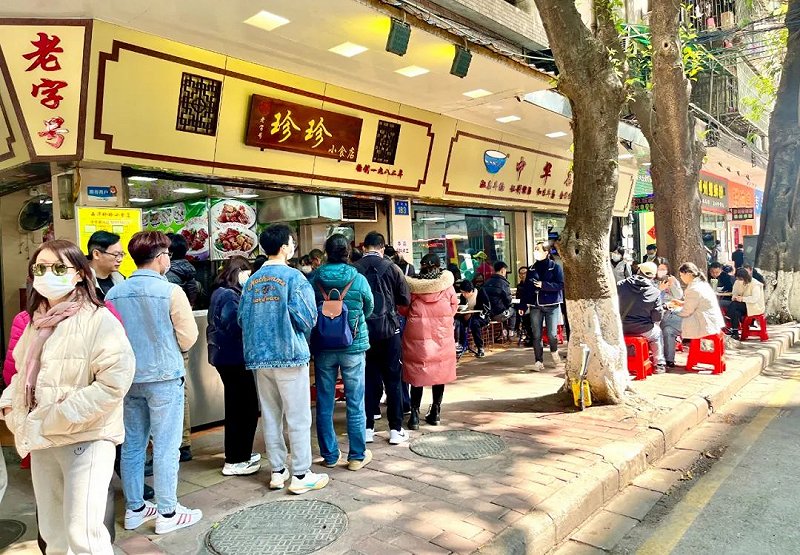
[364, 261, 399, 339]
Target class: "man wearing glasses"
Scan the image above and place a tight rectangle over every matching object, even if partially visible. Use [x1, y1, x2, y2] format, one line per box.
[87, 231, 126, 300]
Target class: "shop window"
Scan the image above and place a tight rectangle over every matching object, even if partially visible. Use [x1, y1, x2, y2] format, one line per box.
[175, 73, 222, 136]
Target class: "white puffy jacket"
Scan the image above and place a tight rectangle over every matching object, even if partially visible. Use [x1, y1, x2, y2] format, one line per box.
[676, 279, 726, 339]
[0, 305, 135, 457]
[732, 279, 766, 317]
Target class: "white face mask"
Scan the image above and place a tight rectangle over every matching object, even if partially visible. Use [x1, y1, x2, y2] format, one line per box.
[533, 250, 548, 262]
[238, 270, 251, 287]
[656, 270, 667, 279]
[611, 253, 622, 262]
[33, 271, 77, 301]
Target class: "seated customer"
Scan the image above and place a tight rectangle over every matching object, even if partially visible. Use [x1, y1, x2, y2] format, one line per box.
[656, 263, 683, 368]
[617, 262, 666, 374]
[743, 264, 765, 285]
[708, 262, 734, 309]
[726, 267, 765, 340]
[455, 281, 489, 357]
[483, 261, 515, 332]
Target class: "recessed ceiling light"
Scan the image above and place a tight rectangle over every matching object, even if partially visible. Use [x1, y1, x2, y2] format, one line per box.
[173, 187, 203, 194]
[619, 153, 635, 160]
[395, 65, 429, 77]
[463, 89, 492, 99]
[236, 193, 259, 199]
[329, 42, 368, 58]
[545, 131, 568, 138]
[496, 115, 521, 123]
[243, 10, 290, 32]
[129, 197, 153, 203]
[128, 176, 157, 182]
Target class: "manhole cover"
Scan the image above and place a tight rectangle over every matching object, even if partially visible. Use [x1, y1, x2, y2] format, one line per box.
[206, 499, 347, 555]
[410, 430, 506, 460]
[0, 519, 26, 548]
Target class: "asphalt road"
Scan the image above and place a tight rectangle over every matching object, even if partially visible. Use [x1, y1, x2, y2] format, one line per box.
[614, 353, 800, 555]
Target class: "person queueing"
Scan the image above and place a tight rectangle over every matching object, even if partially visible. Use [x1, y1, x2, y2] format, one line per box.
[523, 242, 565, 372]
[669, 262, 726, 347]
[0, 240, 135, 553]
[401, 254, 458, 428]
[239, 224, 329, 493]
[311, 234, 375, 467]
[354, 232, 411, 446]
[656, 263, 684, 368]
[207, 256, 261, 476]
[87, 231, 126, 299]
[727, 267, 766, 340]
[106, 231, 203, 534]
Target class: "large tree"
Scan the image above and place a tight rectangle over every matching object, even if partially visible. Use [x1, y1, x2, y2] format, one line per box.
[530, 0, 630, 403]
[628, 3, 707, 272]
[755, 0, 800, 322]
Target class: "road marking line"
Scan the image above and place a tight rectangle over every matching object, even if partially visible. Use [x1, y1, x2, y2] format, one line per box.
[637, 376, 800, 555]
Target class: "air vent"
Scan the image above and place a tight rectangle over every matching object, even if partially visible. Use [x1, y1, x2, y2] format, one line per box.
[341, 198, 377, 222]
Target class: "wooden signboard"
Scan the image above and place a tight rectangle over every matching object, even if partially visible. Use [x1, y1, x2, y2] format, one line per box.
[244, 94, 362, 161]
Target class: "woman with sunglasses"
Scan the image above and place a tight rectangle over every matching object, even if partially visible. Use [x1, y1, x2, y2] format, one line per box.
[0, 239, 135, 554]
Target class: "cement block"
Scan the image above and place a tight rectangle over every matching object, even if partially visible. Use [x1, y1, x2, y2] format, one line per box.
[570, 509, 639, 550]
[603, 485, 663, 520]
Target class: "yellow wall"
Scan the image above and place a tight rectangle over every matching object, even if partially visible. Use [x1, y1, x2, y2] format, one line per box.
[82, 21, 635, 216]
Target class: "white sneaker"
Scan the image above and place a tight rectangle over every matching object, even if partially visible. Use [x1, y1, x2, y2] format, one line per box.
[389, 428, 410, 445]
[269, 468, 290, 489]
[154, 504, 202, 534]
[288, 471, 329, 494]
[365, 428, 374, 443]
[374, 413, 382, 420]
[222, 457, 261, 476]
[124, 500, 158, 530]
[549, 351, 562, 366]
[531, 361, 545, 372]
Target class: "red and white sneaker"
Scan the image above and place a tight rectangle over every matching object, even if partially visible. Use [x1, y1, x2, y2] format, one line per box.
[124, 500, 158, 530]
[155, 504, 203, 534]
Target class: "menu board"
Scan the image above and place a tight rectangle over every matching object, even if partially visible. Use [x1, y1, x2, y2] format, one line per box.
[76, 207, 142, 277]
[373, 120, 401, 165]
[143, 200, 210, 261]
[209, 199, 259, 260]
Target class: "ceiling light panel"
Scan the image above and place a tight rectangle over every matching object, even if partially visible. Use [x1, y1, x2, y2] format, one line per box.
[395, 65, 429, 77]
[243, 10, 290, 32]
[463, 89, 492, 99]
[496, 115, 521, 123]
[329, 42, 368, 58]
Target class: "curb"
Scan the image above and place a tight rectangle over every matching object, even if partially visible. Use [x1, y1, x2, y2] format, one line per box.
[478, 324, 800, 555]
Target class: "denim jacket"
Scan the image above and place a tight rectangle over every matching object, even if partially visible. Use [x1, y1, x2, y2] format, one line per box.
[239, 263, 317, 370]
[105, 270, 191, 383]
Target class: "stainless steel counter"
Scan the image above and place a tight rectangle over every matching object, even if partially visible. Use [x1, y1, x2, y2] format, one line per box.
[186, 311, 225, 427]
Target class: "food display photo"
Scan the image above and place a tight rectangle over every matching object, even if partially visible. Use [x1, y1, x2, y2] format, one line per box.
[210, 198, 259, 260]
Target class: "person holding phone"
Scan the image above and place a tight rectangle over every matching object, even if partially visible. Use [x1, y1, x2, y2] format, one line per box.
[522, 242, 564, 372]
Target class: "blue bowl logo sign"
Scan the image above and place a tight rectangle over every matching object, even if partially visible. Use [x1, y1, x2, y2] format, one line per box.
[484, 150, 509, 174]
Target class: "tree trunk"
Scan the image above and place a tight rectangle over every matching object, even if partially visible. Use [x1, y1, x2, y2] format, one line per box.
[531, 0, 629, 403]
[629, 1, 707, 273]
[755, 0, 800, 323]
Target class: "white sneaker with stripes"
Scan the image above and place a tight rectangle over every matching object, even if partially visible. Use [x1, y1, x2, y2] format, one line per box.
[155, 504, 203, 534]
[124, 500, 158, 530]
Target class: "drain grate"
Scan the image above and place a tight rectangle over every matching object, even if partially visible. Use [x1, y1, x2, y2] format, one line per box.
[0, 519, 26, 549]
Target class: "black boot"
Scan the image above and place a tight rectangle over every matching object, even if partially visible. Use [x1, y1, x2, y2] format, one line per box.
[408, 407, 420, 430]
[425, 404, 441, 426]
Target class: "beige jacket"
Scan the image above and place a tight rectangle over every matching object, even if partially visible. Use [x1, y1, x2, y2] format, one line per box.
[732, 279, 766, 316]
[675, 278, 726, 339]
[0, 305, 135, 457]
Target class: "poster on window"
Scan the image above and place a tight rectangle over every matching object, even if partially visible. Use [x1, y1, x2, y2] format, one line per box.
[142, 200, 210, 261]
[209, 199, 258, 260]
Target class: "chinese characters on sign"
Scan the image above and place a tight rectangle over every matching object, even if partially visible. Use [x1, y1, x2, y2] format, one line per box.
[698, 175, 728, 212]
[730, 207, 754, 221]
[245, 95, 363, 160]
[394, 200, 410, 216]
[633, 196, 655, 212]
[478, 179, 573, 201]
[356, 163, 403, 178]
[23, 30, 69, 148]
[373, 120, 401, 165]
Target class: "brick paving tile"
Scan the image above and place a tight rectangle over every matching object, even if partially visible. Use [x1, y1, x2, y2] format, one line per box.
[353, 537, 414, 555]
[430, 531, 480, 554]
[116, 535, 165, 555]
[463, 513, 509, 534]
[603, 485, 663, 521]
[393, 516, 446, 540]
[437, 518, 486, 539]
[534, 457, 590, 475]
[388, 531, 452, 555]
[371, 526, 405, 544]
[491, 492, 536, 513]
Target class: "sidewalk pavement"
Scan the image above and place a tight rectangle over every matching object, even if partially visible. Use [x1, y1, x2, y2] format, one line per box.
[2, 324, 798, 555]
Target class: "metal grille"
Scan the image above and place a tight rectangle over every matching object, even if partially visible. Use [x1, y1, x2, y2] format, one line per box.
[410, 430, 506, 460]
[176, 72, 222, 136]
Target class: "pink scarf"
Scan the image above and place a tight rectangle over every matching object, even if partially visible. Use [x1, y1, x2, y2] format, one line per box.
[24, 300, 81, 409]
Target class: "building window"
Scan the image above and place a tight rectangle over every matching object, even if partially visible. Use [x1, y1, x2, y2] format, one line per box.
[175, 73, 222, 136]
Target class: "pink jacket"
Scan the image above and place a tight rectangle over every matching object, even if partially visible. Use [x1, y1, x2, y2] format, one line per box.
[3, 302, 123, 387]
[400, 271, 459, 387]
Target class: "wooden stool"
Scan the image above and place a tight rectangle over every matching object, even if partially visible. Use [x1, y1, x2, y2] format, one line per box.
[624, 336, 653, 380]
[741, 314, 769, 341]
[686, 332, 726, 374]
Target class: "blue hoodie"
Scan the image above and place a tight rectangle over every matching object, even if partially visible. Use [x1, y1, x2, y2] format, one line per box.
[309, 263, 374, 354]
[239, 263, 317, 369]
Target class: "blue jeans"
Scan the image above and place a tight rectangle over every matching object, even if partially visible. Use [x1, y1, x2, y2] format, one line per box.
[661, 311, 683, 363]
[530, 305, 560, 362]
[121, 378, 184, 514]
[314, 351, 367, 464]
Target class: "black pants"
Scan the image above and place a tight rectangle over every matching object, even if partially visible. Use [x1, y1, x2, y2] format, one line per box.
[411, 384, 445, 408]
[216, 364, 260, 464]
[365, 334, 404, 431]
[455, 317, 484, 349]
[727, 301, 748, 332]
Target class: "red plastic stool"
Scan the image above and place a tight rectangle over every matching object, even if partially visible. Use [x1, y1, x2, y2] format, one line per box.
[686, 332, 726, 374]
[675, 335, 684, 352]
[543, 325, 565, 346]
[741, 314, 769, 341]
[624, 336, 653, 380]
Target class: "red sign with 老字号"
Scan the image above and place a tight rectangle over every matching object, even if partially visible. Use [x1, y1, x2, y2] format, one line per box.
[245, 95, 363, 161]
